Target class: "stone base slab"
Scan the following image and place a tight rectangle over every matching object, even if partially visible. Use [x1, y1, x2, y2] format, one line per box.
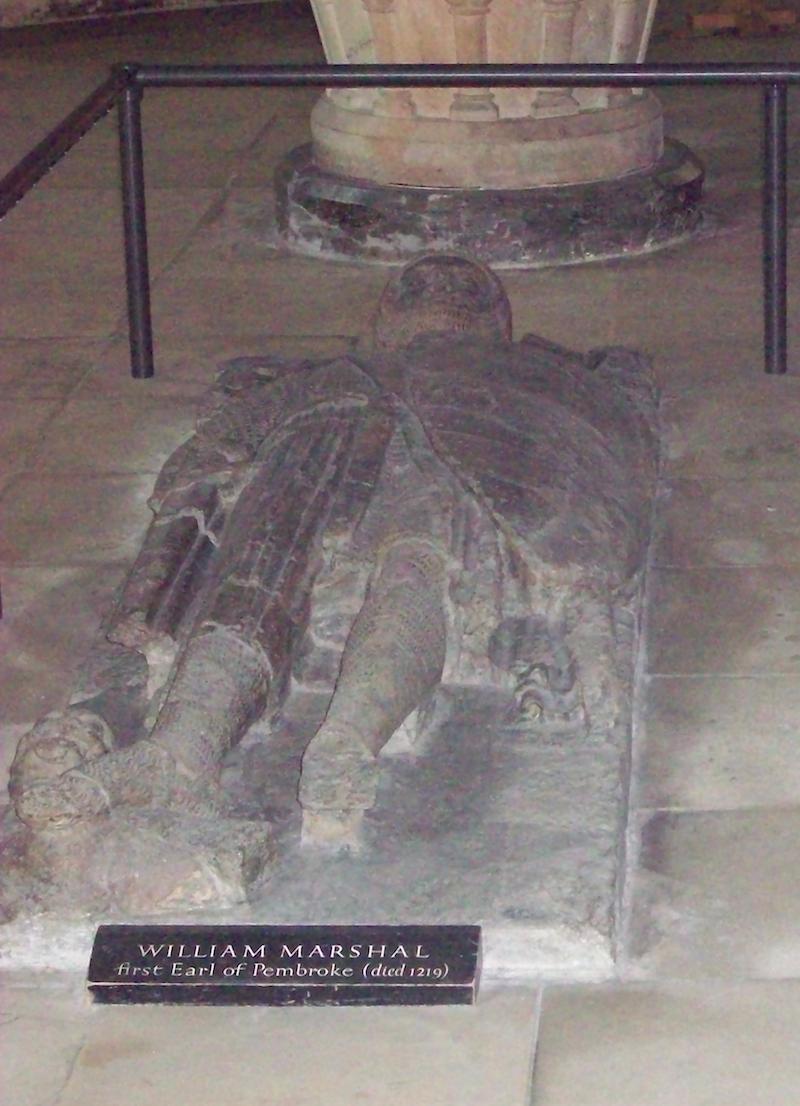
[275, 139, 704, 269]
[0, 688, 625, 982]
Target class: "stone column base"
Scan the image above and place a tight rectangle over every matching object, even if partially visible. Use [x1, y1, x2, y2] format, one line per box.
[312, 91, 665, 189]
[275, 139, 704, 270]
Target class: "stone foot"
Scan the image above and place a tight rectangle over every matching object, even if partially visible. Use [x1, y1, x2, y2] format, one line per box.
[12, 737, 178, 830]
[9, 709, 113, 802]
[299, 724, 378, 851]
[299, 807, 367, 853]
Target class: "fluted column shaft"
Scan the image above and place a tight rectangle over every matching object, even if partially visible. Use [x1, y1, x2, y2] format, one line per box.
[362, 0, 415, 115]
[534, 0, 580, 117]
[445, 0, 499, 121]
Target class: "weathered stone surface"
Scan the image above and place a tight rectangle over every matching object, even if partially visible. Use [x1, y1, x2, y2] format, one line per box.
[532, 981, 800, 1105]
[1, 255, 656, 972]
[307, 0, 667, 190]
[310, 89, 665, 191]
[278, 0, 704, 267]
[0, 808, 273, 918]
[275, 140, 704, 269]
[626, 808, 800, 980]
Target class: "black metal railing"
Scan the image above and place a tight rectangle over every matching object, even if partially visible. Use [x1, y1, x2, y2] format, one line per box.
[0, 62, 796, 377]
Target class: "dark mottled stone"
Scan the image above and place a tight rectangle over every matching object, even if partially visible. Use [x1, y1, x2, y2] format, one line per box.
[274, 140, 704, 268]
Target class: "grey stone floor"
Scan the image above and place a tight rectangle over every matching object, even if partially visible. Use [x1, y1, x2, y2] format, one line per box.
[3, 6, 800, 1103]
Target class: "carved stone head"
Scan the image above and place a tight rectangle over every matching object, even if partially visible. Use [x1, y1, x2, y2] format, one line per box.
[372, 252, 513, 351]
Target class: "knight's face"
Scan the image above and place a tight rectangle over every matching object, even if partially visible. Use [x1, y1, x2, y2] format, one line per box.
[373, 253, 513, 350]
[396, 256, 500, 313]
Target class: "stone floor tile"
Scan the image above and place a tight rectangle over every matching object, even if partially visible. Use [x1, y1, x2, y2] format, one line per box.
[0, 270, 124, 340]
[0, 120, 54, 179]
[0, 339, 104, 398]
[0, 563, 127, 725]
[2, 980, 92, 1106]
[532, 980, 800, 1105]
[652, 478, 800, 567]
[660, 378, 800, 480]
[231, 113, 314, 186]
[0, 188, 224, 339]
[151, 255, 389, 338]
[0, 472, 154, 563]
[141, 139, 269, 191]
[639, 326, 767, 394]
[638, 675, 800, 810]
[54, 986, 539, 1106]
[33, 396, 197, 475]
[611, 253, 762, 351]
[504, 267, 620, 350]
[626, 808, 800, 979]
[76, 332, 357, 396]
[646, 566, 800, 675]
[213, 186, 287, 260]
[0, 400, 59, 478]
[45, 115, 274, 190]
[0, 73, 102, 138]
[140, 87, 276, 144]
[1, 186, 222, 278]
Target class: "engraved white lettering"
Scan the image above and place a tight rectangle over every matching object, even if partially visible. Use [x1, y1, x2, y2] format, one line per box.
[138, 944, 166, 957]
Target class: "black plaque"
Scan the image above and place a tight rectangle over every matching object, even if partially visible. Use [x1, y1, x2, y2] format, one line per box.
[88, 925, 481, 1006]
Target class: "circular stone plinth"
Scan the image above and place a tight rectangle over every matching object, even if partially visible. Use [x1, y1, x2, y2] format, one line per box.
[275, 140, 704, 269]
[311, 91, 665, 190]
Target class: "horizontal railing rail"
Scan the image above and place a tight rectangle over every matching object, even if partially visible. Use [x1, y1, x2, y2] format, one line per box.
[133, 61, 800, 86]
[0, 61, 795, 379]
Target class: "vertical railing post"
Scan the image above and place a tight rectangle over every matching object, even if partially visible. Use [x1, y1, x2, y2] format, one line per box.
[116, 65, 155, 379]
[763, 80, 789, 375]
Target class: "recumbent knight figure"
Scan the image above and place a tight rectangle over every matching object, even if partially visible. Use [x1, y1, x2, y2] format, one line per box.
[8, 253, 657, 896]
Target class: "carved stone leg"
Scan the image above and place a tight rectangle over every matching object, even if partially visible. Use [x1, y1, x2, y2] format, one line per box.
[147, 628, 270, 791]
[12, 629, 270, 830]
[300, 540, 446, 849]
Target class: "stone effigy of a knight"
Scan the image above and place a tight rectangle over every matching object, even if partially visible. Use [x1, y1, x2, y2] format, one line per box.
[8, 254, 658, 891]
